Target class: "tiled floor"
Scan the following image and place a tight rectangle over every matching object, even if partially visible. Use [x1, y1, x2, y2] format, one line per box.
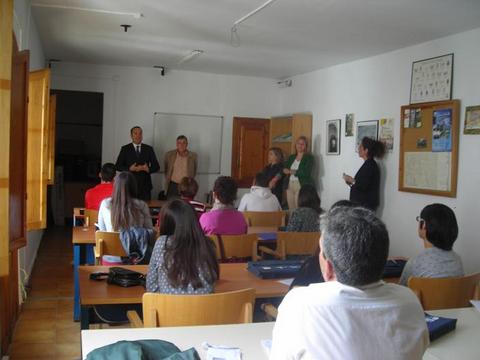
[9, 226, 81, 360]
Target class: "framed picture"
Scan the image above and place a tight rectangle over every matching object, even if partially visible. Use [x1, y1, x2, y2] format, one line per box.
[356, 120, 378, 151]
[410, 53, 453, 104]
[464, 105, 480, 135]
[345, 113, 354, 137]
[378, 118, 394, 152]
[326, 119, 341, 155]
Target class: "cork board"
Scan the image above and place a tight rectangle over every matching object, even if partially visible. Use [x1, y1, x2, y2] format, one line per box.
[398, 100, 460, 197]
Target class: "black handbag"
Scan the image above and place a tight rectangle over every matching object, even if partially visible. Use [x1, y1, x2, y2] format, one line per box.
[107, 267, 146, 287]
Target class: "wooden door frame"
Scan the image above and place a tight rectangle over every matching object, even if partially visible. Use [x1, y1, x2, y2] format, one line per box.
[231, 117, 270, 188]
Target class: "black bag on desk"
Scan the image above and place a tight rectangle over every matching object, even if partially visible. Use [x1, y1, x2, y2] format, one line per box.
[247, 260, 303, 279]
[107, 267, 145, 287]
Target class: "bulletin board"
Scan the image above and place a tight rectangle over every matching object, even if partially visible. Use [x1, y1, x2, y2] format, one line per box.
[398, 100, 460, 197]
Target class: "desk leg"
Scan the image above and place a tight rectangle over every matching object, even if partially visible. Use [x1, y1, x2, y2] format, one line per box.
[73, 244, 80, 321]
[80, 305, 90, 330]
[86, 244, 95, 265]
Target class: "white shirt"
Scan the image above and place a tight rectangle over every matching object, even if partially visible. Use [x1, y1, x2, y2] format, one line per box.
[289, 159, 301, 182]
[97, 198, 153, 231]
[237, 186, 282, 212]
[270, 281, 429, 360]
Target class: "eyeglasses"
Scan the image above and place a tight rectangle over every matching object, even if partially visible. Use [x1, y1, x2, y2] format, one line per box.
[416, 216, 425, 226]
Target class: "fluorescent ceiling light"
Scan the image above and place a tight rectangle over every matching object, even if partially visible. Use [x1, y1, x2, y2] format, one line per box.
[178, 50, 204, 65]
[31, 3, 143, 19]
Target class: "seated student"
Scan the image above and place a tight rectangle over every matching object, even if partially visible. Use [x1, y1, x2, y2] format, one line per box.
[98, 171, 153, 232]
[399, 203, 464, 286]
[84, 162, 116, 211]
[286, 184, 322, 232]
[238, 172, 282, 212]
[146, 199, 219, 294]
[178, 177, 207, 215]
[200, 176, 247, 235]
[289, 200, 355, 289]
[271, 206, 429, 359]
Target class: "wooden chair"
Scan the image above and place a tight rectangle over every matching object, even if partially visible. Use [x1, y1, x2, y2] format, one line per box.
[242, 211, 286, 227]
[127, 288, 256, 328]
[209, 234, 258, 262]
[259, 231, 320, 260]
[84, 209, 99, 226]
[408, 272, 480, 310]
[94, 231, 126, 264]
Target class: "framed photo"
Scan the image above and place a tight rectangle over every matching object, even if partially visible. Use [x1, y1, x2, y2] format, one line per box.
[356, 120, 378, 151]
[464, 105, 480, 135]
[410, 53, 453, 104]
[345, 113, 354, 137]
[378, 118, 394, 152]
[326, 119, 341, 155]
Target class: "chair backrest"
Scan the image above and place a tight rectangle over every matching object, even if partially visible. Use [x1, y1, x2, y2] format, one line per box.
[95, 231, 127, 258]
[84, 209, 99, 226]
[142, 288, 256, 327]
[209, 234, 258, 261]
[408, 272, 480, 310]
[276, 231, 320, 259]
[243, 211, 286, 227]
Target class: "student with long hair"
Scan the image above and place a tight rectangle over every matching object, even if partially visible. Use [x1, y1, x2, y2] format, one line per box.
[343, 137, 386, 211]
[286, 184, 322, 232]
[283, 136, 314, 210]
[98, 171, 153, 232]
[146, 199, 219, 294]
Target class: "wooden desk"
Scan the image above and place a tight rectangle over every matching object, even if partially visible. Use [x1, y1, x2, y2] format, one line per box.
[81, 307, 480, 360]
[79, 263, 289, 329]
[247, 226, 278, 234]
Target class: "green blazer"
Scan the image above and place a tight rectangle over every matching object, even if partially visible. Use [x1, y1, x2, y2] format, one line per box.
[285, 153, 314, 186]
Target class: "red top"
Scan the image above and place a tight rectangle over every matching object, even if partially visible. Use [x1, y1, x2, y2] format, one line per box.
[84, 183, 114, 210]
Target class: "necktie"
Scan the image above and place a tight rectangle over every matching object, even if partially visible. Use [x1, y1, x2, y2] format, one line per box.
[136, 145, 141, 157]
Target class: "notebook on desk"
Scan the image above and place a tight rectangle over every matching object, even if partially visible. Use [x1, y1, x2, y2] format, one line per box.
[247, 260, 303, 279]
[425, 313, 457, 341]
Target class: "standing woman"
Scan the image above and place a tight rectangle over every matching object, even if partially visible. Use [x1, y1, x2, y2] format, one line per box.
[343, 137, 386, 211]
[261, 147, 285, 204]
[283, 136, 314, 210]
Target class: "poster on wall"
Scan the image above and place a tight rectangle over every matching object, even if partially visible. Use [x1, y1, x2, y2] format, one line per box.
[410, 53, 453, 104]
[345, 113, 354, 137]
[464, 105, 480, 135]
[379, 118, 394, 152]
[356, 120, 378, 151]
[432, 109, 452, 152]
[326, 119, 341, 155]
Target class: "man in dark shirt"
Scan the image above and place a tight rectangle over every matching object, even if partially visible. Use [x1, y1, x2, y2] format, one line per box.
[115, 126, 160, 200]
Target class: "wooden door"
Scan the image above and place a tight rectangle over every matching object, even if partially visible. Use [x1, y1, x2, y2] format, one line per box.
[231, 117, 270, 188]
[1, 31, 27, 353]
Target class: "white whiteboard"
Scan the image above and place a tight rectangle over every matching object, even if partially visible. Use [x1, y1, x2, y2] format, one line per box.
[153, 112, 223, 174]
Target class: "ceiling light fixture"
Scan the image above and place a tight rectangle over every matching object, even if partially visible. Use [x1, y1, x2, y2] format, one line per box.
[230, 0, 280, 47]
[31, 3, 143, 19]
[178, 50, 204, 65]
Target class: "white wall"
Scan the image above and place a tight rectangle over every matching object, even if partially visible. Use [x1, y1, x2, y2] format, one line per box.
[14, 0, 46, 289]
[279, 27, 480, 273]
[50, 63, 281, 198]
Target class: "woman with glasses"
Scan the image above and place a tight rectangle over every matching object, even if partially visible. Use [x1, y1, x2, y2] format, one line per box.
[399, 203, 464, 286]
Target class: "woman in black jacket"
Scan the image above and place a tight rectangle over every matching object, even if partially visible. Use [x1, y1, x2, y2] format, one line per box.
[343, 137, 386, 211]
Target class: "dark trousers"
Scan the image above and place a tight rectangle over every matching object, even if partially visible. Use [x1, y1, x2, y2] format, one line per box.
[137, 189, 151, 201]
[166, 182, 179, 199]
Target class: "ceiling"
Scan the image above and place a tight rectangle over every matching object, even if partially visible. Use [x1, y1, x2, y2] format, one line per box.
[31, 0, 480, 79]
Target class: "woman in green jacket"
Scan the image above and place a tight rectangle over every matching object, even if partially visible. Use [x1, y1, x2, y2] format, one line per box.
[283, 136, 314, 210]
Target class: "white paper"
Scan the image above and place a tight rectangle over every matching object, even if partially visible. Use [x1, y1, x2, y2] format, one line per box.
[470, 300, 480, 312]
[278, 278, 294, 286]
[404, 152, 451, 191]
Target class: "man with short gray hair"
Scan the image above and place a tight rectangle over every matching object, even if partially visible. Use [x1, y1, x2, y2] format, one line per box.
[270, 206, 429, 359]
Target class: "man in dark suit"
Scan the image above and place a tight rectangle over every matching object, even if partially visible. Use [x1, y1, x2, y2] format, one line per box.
[115, 126, 160, 200]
